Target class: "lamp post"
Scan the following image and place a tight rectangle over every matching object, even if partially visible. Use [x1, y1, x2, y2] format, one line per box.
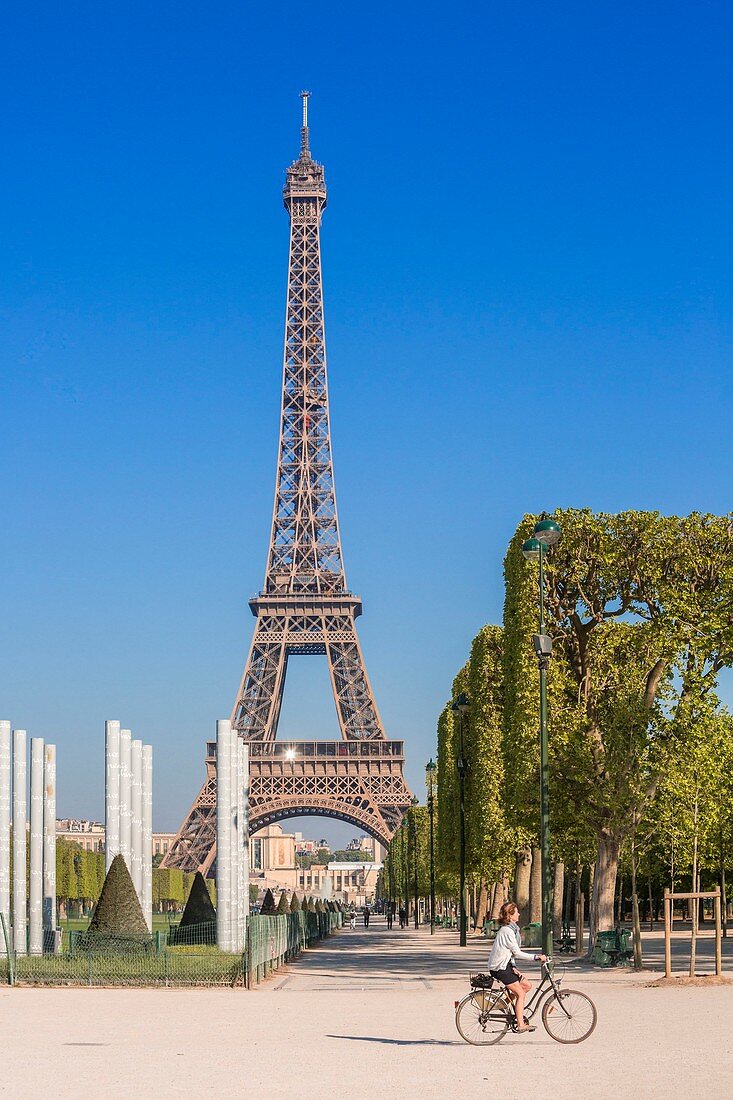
[451, 692, 470, 946]
[521, 517, 562, 959]
[285, 748, 297, 894]
[426, 759, 437, 935]
[401, 823, 408, 921]
[409, 799, 419, 930]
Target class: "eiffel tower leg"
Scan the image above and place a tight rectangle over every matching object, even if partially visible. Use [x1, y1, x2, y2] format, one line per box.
[160, 772, 217, 874]
[325, 620, 385, 741]
[230, 624, 288, 743]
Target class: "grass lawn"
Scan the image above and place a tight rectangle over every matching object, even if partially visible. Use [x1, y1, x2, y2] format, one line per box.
[58, 914, 181, 951]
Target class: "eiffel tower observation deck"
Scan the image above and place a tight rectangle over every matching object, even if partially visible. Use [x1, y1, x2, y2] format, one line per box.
[163, 95, 413, 874]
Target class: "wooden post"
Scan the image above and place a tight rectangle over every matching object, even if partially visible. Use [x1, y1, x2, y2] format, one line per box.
[664, 888, 672, 978]
[714, 889, 722, 977]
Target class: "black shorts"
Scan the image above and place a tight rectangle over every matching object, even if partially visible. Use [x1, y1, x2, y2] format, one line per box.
[490, 965, 521, 987]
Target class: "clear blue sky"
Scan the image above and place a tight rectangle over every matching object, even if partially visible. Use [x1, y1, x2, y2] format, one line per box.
[2, 2, 731, 842]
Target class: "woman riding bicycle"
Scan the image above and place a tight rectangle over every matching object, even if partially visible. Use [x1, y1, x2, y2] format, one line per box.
[488, 901, 547, 1033]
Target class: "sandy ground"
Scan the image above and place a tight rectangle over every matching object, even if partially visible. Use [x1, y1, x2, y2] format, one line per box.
[2, 920, 732, 1099]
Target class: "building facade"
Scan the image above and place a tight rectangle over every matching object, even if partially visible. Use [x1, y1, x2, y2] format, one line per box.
[55, 819, 177, 858]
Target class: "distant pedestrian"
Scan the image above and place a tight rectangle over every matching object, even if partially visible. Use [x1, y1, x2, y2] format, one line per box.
[349, 909, 357, 930]
[399, 905, 407, 929]
[386, 905, 393, 929]
[363, 905, 370, 928]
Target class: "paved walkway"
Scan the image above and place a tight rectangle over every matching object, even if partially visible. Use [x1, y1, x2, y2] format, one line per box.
[3, 919, 732, 1099]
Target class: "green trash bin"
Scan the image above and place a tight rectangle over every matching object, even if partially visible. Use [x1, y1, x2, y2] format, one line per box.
[592, 928, 632, 967]
[591, 931, 616, 967]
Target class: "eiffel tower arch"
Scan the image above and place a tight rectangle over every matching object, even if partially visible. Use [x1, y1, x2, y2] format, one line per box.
[163, 95, 412, 873]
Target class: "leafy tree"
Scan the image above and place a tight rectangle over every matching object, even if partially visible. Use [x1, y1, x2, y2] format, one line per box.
[504, 508, 733, 935]
[56, 840, 78, 916]
[465, 626, 511, 883]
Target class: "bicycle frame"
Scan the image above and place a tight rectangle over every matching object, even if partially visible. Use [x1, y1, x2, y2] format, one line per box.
[487, 963, 572, 1024]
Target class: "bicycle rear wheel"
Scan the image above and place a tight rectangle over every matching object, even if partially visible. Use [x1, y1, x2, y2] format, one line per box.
[542, 989, 597, 1044]
[455, 991, 509, 1045]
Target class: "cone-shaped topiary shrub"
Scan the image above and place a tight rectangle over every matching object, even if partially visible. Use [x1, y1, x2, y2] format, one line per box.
[179, 871, 217, 926]
[277, 890, 290, 914]
[315, 899, 325, 913]
[260, 888, 277, 914]
[307, 896, 316, 913]
[84, 854, 149, 949]
[171, 871, 216, 944]
[289, 892, 301, 911]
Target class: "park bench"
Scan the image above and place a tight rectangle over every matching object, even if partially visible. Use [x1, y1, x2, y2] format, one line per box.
[482, 918, 500, 939]
[555, 922, 575, 954]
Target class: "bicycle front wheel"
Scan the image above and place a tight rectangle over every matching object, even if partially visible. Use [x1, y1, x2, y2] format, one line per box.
[542, 989, 597, 1044]
[455, 991, 509, 1046]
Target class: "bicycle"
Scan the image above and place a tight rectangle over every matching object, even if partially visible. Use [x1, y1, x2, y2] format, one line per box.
[455, 960, 597, 1045]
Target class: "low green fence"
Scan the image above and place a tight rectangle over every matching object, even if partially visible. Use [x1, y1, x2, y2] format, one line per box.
[245, 909, 342, 986]
[1, 911, 342, 988]
[13, 948, 242, 987]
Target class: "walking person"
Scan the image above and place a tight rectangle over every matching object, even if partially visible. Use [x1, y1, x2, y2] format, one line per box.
[386, 904, 394, 930]
[398, 905, 407, 929]
[349, 907, 357, 930]
[363, 905, 370, 928]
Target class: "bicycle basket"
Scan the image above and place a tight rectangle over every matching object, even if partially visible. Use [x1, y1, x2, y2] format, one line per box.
[470, 972, 494, 990]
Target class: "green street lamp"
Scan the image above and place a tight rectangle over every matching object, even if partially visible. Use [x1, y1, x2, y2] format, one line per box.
[425, 759, 437, 935]
[409, 798, 419, 930]
[451, 692, 470, 947]
[521, 516, 562, 959]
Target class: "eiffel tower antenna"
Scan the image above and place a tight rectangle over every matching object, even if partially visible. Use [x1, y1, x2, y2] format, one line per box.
[162, 95, 412, 874]
[300, 90, 310, 157]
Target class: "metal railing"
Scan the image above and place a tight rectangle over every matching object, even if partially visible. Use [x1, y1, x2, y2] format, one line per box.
[1, 911, 342, 988]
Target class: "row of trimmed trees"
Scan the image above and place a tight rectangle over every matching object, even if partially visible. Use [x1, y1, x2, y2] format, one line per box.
[258, 889, 343, 915]
[386, 509, 733, 947]
[54, 839, 217, 918]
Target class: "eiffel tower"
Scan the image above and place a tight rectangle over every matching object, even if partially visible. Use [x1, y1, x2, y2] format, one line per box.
[163, 94, 412, 874]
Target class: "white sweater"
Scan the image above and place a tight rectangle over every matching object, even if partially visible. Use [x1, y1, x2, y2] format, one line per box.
[488, 923, 537, 971]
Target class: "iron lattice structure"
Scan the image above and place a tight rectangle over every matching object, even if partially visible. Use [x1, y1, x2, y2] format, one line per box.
[163, 95, 412, 873]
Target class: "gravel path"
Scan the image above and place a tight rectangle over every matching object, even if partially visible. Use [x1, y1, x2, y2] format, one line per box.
[2, 920, 732, 1098]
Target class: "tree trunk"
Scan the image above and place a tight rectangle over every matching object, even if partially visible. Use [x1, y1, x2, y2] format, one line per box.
[616, 872, 623, 925]
[490, 879, 504, 919]
[690, 794, 699, 978]
[529, 847, 542, 925]
[475, 879, 489, 932]
[493, 876, 508, 918]
[562, 866, 572, 927]
[573, 861, 583, 952]
[552, 862, 564, 941]
[514, 847, 532, 926]
[721, 866, 728, 940]
[592, 829, 620, 944]
[647, 868, 654, 931]
[630, 837, 643, 970]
